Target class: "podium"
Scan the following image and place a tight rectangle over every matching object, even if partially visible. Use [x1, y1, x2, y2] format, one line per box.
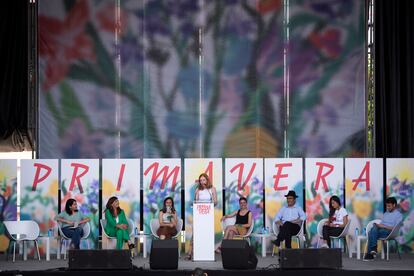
[193, 202, 215, 261]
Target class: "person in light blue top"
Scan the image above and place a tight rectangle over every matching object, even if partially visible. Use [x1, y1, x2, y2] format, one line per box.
[271, 190, 306, 248]
[55, 198, 90, 249]
[364, 197, 403, 261]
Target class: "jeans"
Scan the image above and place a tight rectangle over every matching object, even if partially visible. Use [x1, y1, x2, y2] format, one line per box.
[62, 227, 84, 249]
[367, 225, 390, 252]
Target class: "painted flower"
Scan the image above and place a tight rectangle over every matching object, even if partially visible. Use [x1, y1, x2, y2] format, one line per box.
[39, 0, 95, 91]
[306, 194, 322, 221]
[59, 119, 105, 158]
[308, 28, 342, 59]
[256, 0, 282, 15]
[95, 2, 128, 33]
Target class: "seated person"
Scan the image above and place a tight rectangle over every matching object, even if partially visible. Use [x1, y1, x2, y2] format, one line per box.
[222, 197, 252, 239]
[157, 197, 178, 239]
[363, 197, 403, 260]
[319, 195, 348, 248]
[104, 196, 135, 250]
[272, 190, 306, 249]
[216, 197, 252, 253]
[55, 198, 90, 249]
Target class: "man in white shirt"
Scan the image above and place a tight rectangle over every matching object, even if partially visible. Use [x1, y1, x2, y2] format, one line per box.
[272, 190, 306, 248]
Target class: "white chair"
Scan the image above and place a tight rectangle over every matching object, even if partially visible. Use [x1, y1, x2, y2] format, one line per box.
[379, 221, 403, 260]
[272, 220, 305, 256]
[317, 218, 351, 254]
[221, 217, 254, 245]
[58, 221, 90, 260]
[100, 218, 135, 249]
[3, 220, 41, 262]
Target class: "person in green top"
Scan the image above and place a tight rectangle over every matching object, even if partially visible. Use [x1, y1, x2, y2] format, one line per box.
[55, 198, 90, 249]
[104, 196, 135, 250]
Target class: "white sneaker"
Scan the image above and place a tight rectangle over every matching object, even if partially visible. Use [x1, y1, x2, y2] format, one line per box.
[320, 243, 329, 249]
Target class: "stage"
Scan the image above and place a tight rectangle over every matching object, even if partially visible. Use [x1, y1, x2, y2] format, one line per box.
[1, 253, 413, 275]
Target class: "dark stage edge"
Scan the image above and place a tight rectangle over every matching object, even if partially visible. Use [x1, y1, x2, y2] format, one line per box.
[1, 269, 414, 276]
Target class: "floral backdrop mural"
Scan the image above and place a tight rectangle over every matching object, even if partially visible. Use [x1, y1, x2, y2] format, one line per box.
[60, 159, 99, 249]
[38, 0, 365, 160]
[0, 160, 17, 252]
[386, 159, 414, 253]
[102, 159, 140, 232]
[184, 159, 222, 253]
[225, 159, 264, 252]
[305, 158, 344, 247]
[142, 159, 182, 243]
[20, 159, 59, 256]
[345, 158, 384, 254]
[265, 158, 303, 250]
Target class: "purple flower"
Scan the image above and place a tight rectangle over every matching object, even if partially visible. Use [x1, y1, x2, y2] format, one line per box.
[59, 119, 105, 158]
[303, 104, 338, 126]
[115, 36, 143, 66]
[297, 134, 328, 156]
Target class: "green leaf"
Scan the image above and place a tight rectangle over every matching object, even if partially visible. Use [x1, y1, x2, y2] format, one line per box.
[59, 82, 93, 132]
[45, 93, 64, 136]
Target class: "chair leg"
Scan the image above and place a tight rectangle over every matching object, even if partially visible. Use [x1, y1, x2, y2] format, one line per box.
[13, 241, 16, 262]
[35, 240, 41, 261]
[386, 241, 390, 261]
[396, 240, 401, 259]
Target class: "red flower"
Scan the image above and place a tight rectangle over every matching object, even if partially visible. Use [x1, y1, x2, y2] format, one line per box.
[257, 0, 282, 15]
[308, 28, 342, 59]
[96, 2, 128, 34]
[306, 194, 322, 221]
[39, 0, 95, 91]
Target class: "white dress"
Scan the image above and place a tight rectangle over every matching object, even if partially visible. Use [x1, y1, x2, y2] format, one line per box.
[197, 188, 213, 202]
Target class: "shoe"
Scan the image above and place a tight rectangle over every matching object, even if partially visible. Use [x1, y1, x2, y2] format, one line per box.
[320, 243, 329, 249]
[271, 240, 280, 247]
[363, 253, 374, 261]
[128, 243, 135, 250]
[370, 251, 377, 258]
[185, 254, 192, 261]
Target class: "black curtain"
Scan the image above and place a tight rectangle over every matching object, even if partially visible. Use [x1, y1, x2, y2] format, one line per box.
[375, 0, 414, 157]
[0, 0, 28, 139]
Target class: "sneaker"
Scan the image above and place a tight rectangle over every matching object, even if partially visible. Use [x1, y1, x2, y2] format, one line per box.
[370, 251, 377, 258]
[320, 243, 329, 249]
[363, 253, 374, 261]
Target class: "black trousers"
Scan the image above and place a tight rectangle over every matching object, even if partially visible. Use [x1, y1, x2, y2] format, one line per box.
[322, 225, 344, 247]
[276, 221, 300, 248]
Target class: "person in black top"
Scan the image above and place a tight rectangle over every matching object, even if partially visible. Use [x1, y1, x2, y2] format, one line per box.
[215, 197, 252, 253]
[222, 197, 252, 238]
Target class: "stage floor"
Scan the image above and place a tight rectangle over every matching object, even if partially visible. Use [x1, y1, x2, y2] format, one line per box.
[1, 253, 414, 274]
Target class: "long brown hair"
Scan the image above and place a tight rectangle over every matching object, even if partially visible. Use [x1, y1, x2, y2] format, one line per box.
[106, 196, 122, 217]
[198, 173, 212, 189]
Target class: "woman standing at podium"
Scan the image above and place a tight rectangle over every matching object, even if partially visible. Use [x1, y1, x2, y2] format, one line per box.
[195, 173, 217, 205]
[104, 196, 135, 250]
[186, 173, 217, 260]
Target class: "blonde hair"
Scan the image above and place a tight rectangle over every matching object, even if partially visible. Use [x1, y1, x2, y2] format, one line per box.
[198, 173, 212, 189]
